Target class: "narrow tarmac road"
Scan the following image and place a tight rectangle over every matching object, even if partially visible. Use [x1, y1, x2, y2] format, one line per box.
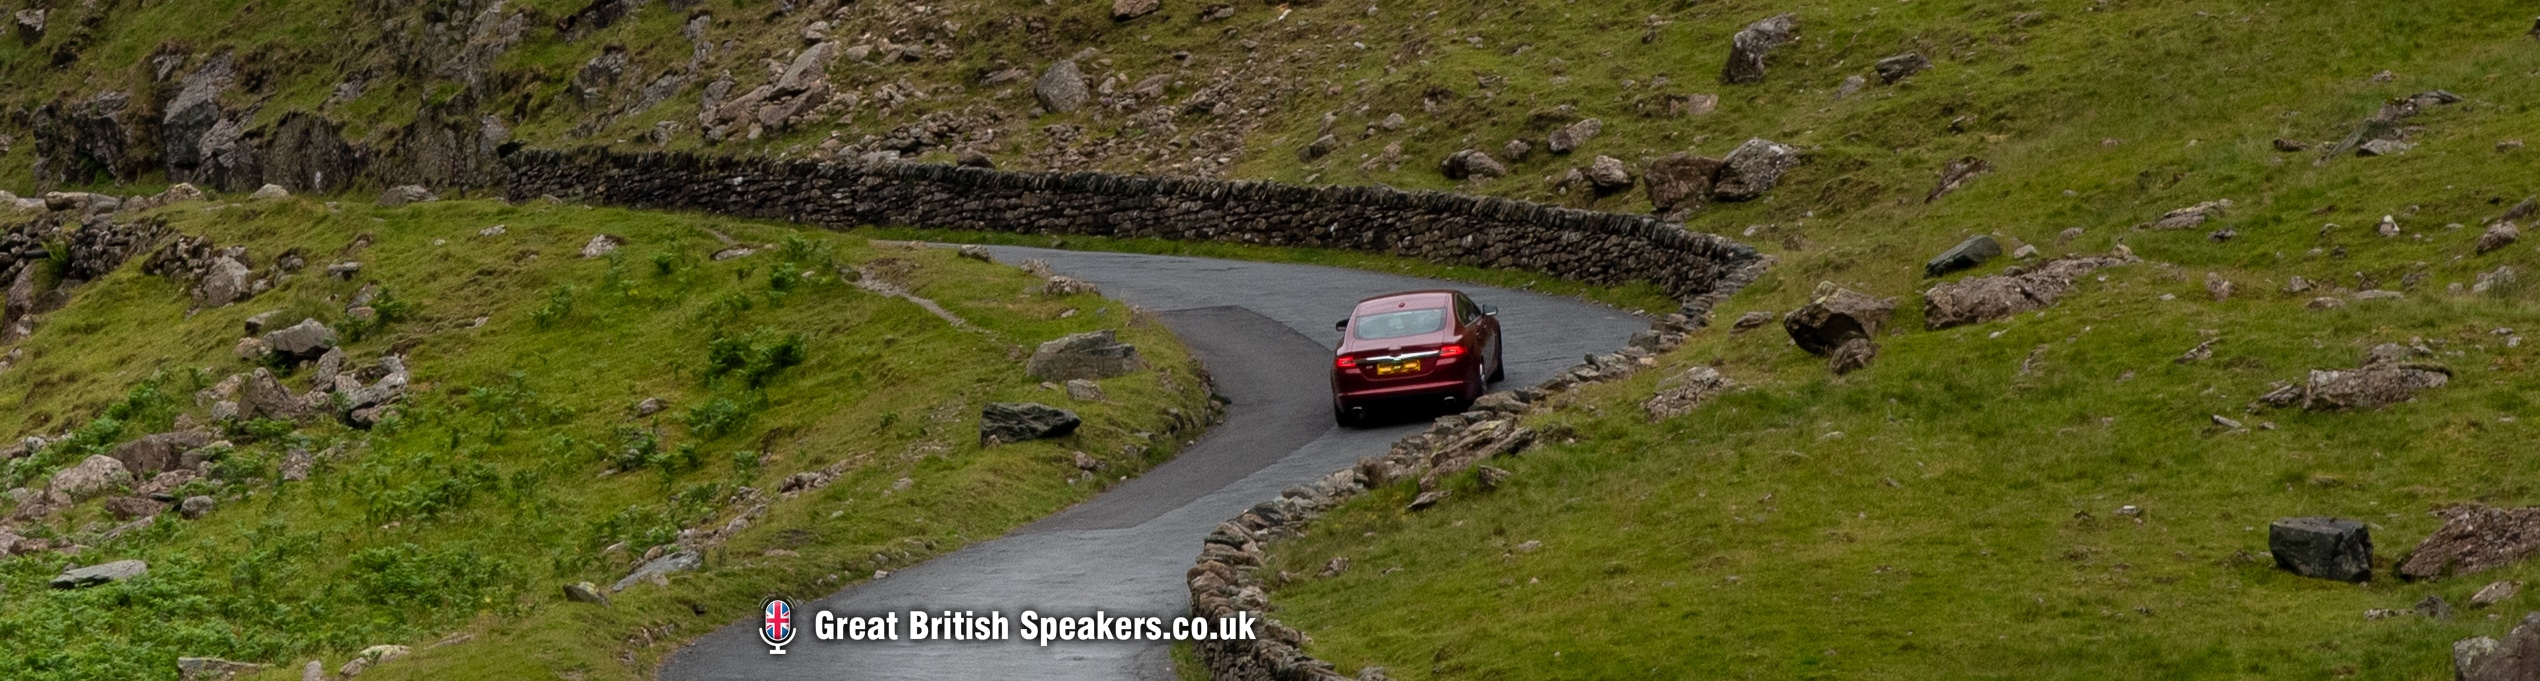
[660, 247, 1646, 680]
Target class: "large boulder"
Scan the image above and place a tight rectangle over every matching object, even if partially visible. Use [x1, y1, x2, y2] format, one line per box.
[2480, 222, 2522, 255]
[1644, 153, 1723, 214]
[1583, 155, 1634, 192]
[1438, 149, 1508, 180]
[2457, 613, 2540, 681]
[2400, 506, 2540, 581]
[2141, 199, 2230, 230]
[1710, 138, 1800, 201]
[1111, 0, 1160, 20]
[1025, 330, 1141, 381]
[49, 455, 131, 501]
[50, 559, 147, 589]
[239, 368, 312, 421]
[1874, 52, 1931, 84]
[261, 319, 337, 363]
[773, 42, 836, 94]
[2269, 517, 2373, 583]
[105, 430, 215, 475]
[1035, 60, 1090, 113]
[196, 256, 252, 308]
[1720, 14, 1798, 85]
[613, 551, 702, 592]
[1783, 286, 1895, 356]
[2260, 345, 2451, 411]
[1922, 254, 2136, 330]
[979, 403, 1081, 445]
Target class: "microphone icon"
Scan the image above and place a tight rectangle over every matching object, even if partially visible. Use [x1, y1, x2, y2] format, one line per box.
[760, 599, 797, 654]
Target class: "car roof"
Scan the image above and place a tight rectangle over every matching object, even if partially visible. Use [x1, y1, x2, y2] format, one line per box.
[1351, 290, 1458, 313]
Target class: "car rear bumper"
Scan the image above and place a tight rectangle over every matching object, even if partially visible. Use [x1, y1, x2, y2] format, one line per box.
[1335, 377, 1474, 404]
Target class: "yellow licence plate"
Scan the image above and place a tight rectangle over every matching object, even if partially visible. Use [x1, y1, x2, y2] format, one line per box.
[1374, 360, 1422, 376]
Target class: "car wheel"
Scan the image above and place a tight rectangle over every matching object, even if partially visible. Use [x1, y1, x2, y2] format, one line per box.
[1488, 344, 1506, 383]
[1333, 402, 1360, 428]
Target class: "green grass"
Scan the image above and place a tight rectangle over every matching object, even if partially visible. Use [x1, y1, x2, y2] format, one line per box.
[0, 197, 1209, 680]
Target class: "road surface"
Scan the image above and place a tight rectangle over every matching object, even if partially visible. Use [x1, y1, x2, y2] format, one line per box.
[659, 247, 1645, 680]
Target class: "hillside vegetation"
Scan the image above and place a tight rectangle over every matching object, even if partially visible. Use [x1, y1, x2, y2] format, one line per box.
[0, 195, 1209, 680]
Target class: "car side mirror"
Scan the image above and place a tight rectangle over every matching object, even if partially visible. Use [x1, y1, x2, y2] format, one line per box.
[1481, 304, 1499, 317]
[1334, 319, 1349, 332]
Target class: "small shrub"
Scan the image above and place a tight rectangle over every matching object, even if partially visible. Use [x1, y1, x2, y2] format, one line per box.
[685, 397, 754, 440]
[703, 328, 809, 388]
[778, 233, 834, 265]
[768, 264, 801, 293]
[347, 542, 513, 609]
[652, 252, 678, 276]
[531, 285, 576, 328]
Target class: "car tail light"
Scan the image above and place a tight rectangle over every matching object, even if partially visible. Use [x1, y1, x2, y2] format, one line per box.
[1438, 344, 1467, 358]
[1334, 356, 1357, 368]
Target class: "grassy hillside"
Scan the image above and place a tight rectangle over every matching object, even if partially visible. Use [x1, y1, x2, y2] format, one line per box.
[1231, 1, 2540, 679]
[0, 196, 1210, 680]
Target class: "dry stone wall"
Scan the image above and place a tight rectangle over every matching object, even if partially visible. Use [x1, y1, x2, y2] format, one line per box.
[504, 148, 1763, 308]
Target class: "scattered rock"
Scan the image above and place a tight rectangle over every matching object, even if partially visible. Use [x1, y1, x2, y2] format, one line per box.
[1828, 338, 1877, 374]
[981, 403, 1081, 445]
[2421, 594, 2457, 621]
[1643, 153, 1722, 214]
[2479, 222, 2521, 254]
[1729, 310, 1774, 333]
[1025, 330, 1142, 381]
[1721, 14, 1798, 85]
[612, 551, 701, 592]
[2143, 199, 2230, 230]
[1035, 60, 1090, 113]
[2377, 214, 2403, 238]
[196, 256, 252, 308]
[50, 455, 131, 501]
[104, 495, 166, 520]
[1439, 149, 1508, 180]
[2206, 272, 2234, 301]
[1044, 275, 1099, 296]
[51, 559, 148, 589]
[337, 644, 409, 677]
[177, 657, 264, 681]
[1583, 155, 1634, 192]
[2270, 517, 2373, 583]
[1546, 118, 1602, 154]
[564, 581, 610, 606]
[2399, 506, 2540, 581]
[1501, 138, 1532, 162]
[1300, 134, 1341, 161]
[579, 234, 625, 258]
[956, 149, 996, 168]
[2475, 581, 2524, 608]
[1924, 234, 2003, 278]
[1874, 52, 1931, 84]
[956, 244, 994, 262]
[1111, 0, 1160, 20]
[1922, 254, 2136, 330]
[2273, 138, 2310, 152]
[1711, 138, 1800, 201]
[262, 319, 337, 363]
[634, 397, 666, 417]
[2358, 139, 2413, 156]
[106, 431, 213, 475]
[1926, 157, 1990, 202]
[2011, 244, 2039, 259]
[2261, 346, 2449, 411]
[325, 261, 361, 279]
[2177, 338, 2216, 364]
[1784, 286, 1895, 356]
[2307, 296, 2346, 310]
[179, 495, 215, 519]
[1644, 366, 1734, 420]
[1406, 489, 1450, 511]
[1064, 379, 1105, 402]
[376, 185, 434, 207]
[2475, 266, 2519, 295]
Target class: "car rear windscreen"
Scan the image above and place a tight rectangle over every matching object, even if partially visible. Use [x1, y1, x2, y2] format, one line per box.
[1353, 308, 1447, 340]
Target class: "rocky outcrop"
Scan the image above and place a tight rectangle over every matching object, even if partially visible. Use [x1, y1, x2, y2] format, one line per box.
[1875, 52, 1931, 84]
[2258, 344, 2450, 411]
[1784, 286, 1894, 356]
[979, 403, 1081, 445]
[2457, 612, 2540, 681]
[2271, 517, 2373, 583]
[1924, 234, 2002, 278]
[1546, 118, 1602, 154]
[1438, 149, 1508, 180]
[2400, 506, 2540, 581]
[505, 149, 1765, 307]
[1721, 14, 1798, 85]
[1035, 60, 1090, 113]
[1643, 366, 1733, 420]
[51, 559, 148, 589]
[1922, 253, 2136, 330]
[106, 430, 215, 476]
[50, 455, 132, 502]
[262, 319, 339, 363]
[1643, 153, 1722, 215]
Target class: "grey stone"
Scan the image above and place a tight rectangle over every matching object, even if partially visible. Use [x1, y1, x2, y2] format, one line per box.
[1546, 118, 1602, 154]
[1711, 138, 1800, 201]
[1644, 366, 1734, 420]
[261, 319, 337, 362]
[1035, 60, 1090, 113]
[249, 184, 289, 200]
[106, 431, 213, 475]
[2143, 199, 2230, 230]
[1112, 0, 1159, 20]
[50, 455, 131, 501]
[2475, 581, 2524, 608]
[1583, 155, 1634, 191]
[564, 581, 611, 606]
[2358, 139, 2413, 156]
[1064, 379, 1105, 402]
[1025, 330, 1142, 381]
[1783, 286, 1895, 356]
[239, 368, 309, 421]
[980, 403, 1081, 445]
[326, 261, 362, 279]
[2476, 266, 2519, 295]
[2480, 222, 2522, 255]
[377, 185, 435, 207]
[338, 644, 409, 677]
[1829, 337, 1878, 374]
[612, 550, 702, 591]
[2400, 506, 2540, 581]
[1439, 149, 1508, 180]
[177, 657, 263, 681]
[1875, 52, 1932, 84]
[1925, 235, 2004, 278]
[2457, 612, 2540, 681]
[180, 495, 216, 519]
[1300, 134, 1340, 161]
[635, 397, 666, 417]
[2269, 517, 2372, 582]
[1721, 14, 1798, 85]
[580, 234, 625, 258]
[1644, 153, 1722, 214]
[1502, 138, 1532, 162]
[1922, 254, 2136, 330]
[197, 256, 252, 308]
[774, 42, 836, 95]
[51, 559, 148, 589]
[104, 495, 167, 520]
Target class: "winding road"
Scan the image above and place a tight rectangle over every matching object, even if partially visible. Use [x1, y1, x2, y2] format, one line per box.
[659, 247, 1646, 680]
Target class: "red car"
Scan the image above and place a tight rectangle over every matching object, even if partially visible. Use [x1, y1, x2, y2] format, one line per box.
[1330, 290, 1505, 426]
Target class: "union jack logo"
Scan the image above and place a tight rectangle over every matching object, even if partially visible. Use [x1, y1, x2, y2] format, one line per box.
[760, 599, 796, 654]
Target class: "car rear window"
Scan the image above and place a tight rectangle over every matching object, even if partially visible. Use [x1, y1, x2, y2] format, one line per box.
[1353, 308, 1447, 340]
